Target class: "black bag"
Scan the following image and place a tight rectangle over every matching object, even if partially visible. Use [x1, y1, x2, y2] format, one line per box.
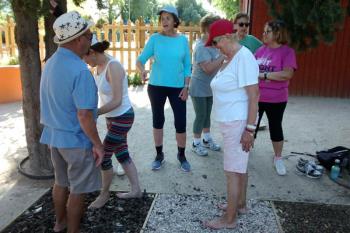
[316, 146, 350, 170]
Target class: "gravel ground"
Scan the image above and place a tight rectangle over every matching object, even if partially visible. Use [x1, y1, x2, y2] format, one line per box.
[143, 194, 279, 233]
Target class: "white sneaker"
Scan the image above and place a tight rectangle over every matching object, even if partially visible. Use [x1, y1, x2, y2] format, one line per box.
[202, 138, 221, 151]
[192, 143, 208, 156]
[274, 157, 286, 175]
[114, 163, 125, 176]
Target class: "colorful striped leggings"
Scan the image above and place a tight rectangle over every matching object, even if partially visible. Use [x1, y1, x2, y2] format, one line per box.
[101, 107, 134, 170]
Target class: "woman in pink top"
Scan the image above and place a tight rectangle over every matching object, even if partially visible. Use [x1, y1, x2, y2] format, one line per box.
[254, 20, 297, 176]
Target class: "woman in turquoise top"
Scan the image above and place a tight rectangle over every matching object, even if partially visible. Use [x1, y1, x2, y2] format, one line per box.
[136, 5, 192, 172]
[234, 13, 263, 54]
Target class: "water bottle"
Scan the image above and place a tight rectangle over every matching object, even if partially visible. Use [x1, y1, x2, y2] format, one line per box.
[330, 159, 340, 180]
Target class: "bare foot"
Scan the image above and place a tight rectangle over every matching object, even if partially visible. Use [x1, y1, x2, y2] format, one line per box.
[88, 192, 110, 209]
[203, 217, 236, 230]
[217, 203, 248, 214]
[117, 190, 142, 199]
[53, 221, 66, 232]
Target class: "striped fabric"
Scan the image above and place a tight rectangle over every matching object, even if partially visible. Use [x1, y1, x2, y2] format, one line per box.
[101, 108, 134, 170]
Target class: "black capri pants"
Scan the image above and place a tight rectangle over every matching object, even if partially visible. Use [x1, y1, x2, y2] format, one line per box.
[147, 84, 186, 133]
[255, 102, 287, 142]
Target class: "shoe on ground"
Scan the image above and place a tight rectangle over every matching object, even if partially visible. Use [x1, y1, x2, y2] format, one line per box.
[152, 153, 164, 170]
[179, 160, 191, 172]
[296, 159, 323, 178]
[114, 164, 125, 176]
[297, 158, 324, 173]
[202, 138, 221, 151]
[192, 143, 208, 156]
[274, 157, 286, 175]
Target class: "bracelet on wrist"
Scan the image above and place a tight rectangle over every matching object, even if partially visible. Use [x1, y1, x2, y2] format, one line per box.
[246, 124, 256, 131]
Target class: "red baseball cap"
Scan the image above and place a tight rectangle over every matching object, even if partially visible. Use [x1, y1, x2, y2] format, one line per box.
[205, 19, 235, 47]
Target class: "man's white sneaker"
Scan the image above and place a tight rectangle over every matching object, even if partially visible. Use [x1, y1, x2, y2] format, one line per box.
[274, 157, 286, 175]
[192, 143, 208, 156]
[202, 138, 221, 151]
[114, 163, 125, 176]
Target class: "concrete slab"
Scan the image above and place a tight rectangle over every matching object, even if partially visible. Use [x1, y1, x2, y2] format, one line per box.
[0, 87, 349, 231]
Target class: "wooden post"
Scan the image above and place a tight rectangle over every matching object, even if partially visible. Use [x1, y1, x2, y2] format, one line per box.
[8, 17, 16, 57]
[127, 20, 132, 75]
[119, 20, 124, 66]
[111, 20, 117, 58]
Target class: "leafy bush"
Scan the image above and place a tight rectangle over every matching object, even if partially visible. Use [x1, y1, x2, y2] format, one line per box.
[127, 73, 143, 87]
[8, 56, 19, 65]
[0, 56, 19, 66]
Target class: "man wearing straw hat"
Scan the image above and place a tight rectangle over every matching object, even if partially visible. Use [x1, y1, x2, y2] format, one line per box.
[40, 11, 104, 233]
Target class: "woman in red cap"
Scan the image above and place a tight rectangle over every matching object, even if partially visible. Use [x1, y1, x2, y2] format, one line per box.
[203, 19, 259, 229]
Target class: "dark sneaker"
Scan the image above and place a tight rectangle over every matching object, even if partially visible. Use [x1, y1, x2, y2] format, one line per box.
[177, 153, 191, 172]
[151, 153, 164, 170]
[180, 160, 191, 172]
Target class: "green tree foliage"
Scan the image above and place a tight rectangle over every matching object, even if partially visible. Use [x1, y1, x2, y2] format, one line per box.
[95, 0, 159, 23]
[0, 0, 13, 24]
[266, 0, 347, 51]
[212, 0, 239, 19]
[176, 0, 207, 25]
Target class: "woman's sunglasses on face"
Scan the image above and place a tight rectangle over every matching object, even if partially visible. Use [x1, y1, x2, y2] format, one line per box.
[238, 22, 250, 28]
[212, 36, 222, 46]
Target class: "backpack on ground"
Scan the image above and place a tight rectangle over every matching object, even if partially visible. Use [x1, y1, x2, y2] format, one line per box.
[316, 146, 350, 171]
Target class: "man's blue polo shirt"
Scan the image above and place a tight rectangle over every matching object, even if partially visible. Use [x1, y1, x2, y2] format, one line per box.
[40, 47, 98, 148]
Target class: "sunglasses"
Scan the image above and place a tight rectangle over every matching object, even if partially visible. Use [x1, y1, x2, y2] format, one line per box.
[82, 33, 93, 42]
[238, 22, 250, 27]
[263, 30, 272, 35]
[212, 36, 224, 46]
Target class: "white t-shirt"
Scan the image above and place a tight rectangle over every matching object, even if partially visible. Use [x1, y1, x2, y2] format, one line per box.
[210, 46, 259, 122]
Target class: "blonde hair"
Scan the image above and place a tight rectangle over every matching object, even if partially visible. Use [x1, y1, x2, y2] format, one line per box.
[200, 14, 221, 34]
[266, 20, 289, 44]
[234, 12, 249, 23]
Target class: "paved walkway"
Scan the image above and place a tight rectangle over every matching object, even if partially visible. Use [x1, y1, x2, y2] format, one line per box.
[1, 87, 350, 231]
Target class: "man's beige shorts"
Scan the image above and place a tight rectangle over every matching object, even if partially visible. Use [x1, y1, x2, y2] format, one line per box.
[50, 147, 101, 194]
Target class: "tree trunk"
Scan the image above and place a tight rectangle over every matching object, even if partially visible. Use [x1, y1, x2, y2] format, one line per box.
[11, 0, 53, 175]
[43, 0, 67, 61]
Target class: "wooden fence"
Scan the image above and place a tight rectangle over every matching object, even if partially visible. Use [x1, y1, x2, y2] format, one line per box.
[0, 17, 201, 74]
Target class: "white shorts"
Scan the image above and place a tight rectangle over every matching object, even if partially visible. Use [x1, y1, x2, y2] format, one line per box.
[219, 120, 249, 173]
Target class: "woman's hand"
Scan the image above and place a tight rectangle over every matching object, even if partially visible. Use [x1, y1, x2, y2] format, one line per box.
[240, 130, 254, 152]
[178, 87, 189, 101]
[141, 70, 149, 83]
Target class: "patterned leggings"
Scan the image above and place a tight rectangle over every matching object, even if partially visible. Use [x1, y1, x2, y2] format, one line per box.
[101, 107, 134, 170]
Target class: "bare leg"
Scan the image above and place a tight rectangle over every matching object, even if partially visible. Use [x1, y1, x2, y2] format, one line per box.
[52, 184, 68, 232]
[66, 193, 85, 233]
[202, 128, 210, 133]
[153, 128, 163, 147]
[117, 160, 142, 199]
[204, 172, 239, 229]
[176, 132, 186, 148]
[238, 172, 248, 213]
[88, 169, 113, 208]
[272, 140, 283, 157]
[193, 133, 201, 140]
